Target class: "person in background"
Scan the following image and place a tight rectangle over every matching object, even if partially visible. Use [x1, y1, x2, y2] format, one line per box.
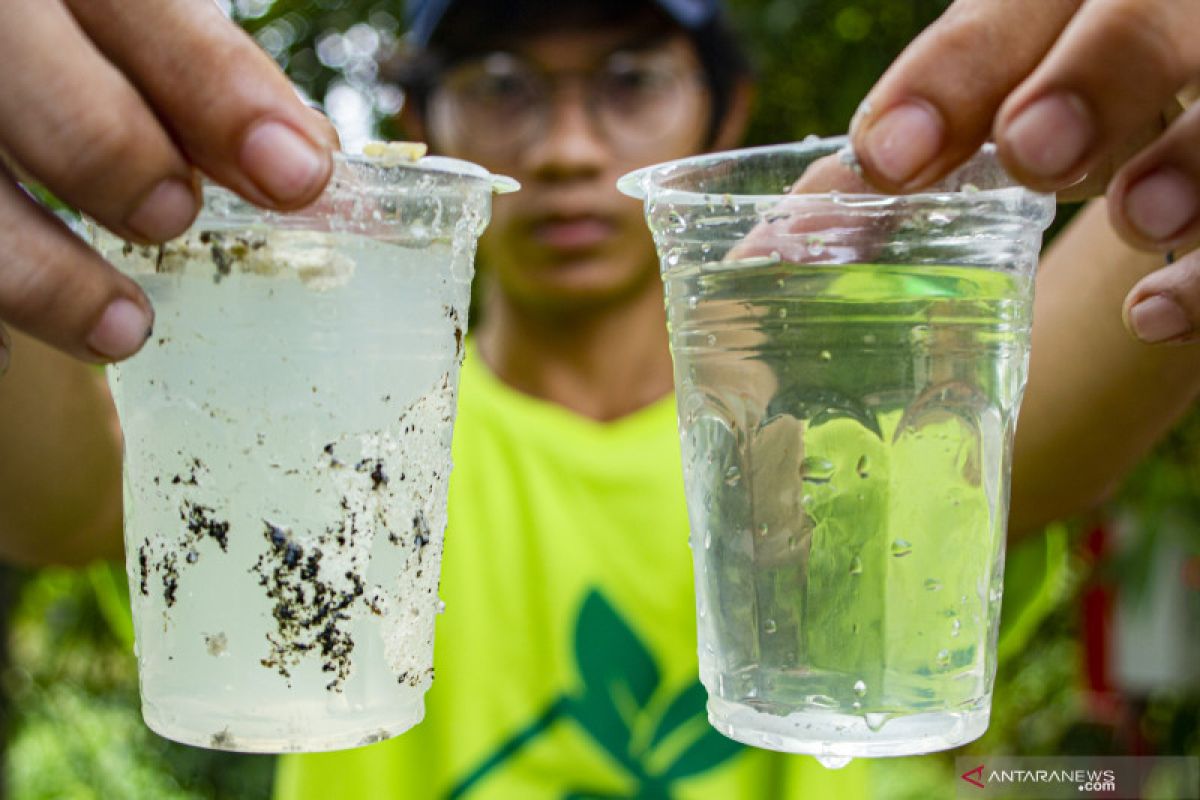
[288, 1, 872, 794]
[0, 0, 1198, 797]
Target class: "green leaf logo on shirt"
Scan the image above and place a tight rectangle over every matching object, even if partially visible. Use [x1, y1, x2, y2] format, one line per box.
[449, 590, 743, 799]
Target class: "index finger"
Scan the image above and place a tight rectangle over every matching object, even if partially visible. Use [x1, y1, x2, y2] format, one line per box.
[66, 0, 338, 210]
[850, 0, 1081, 193]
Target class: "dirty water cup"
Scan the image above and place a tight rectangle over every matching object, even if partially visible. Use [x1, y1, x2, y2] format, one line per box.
[619, 138, 1054, 759]
[95, 152, 516, 752]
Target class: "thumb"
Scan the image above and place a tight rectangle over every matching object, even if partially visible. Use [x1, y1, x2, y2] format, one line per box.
[0, 173, 153, 364]
[1123, 249, 1200, 345]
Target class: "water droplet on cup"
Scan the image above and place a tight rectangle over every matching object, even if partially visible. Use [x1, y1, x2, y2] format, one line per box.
[704, 531, 712, 549]
[724, 465, 741, 486]
[819, 350, 832, 362]
[855, 455, 870, 478]
[848, 556, 864, 576]
[800, 456, 835, 484]
[816, 755, 852, 770]
[763, 619, 777, 634]
[853, 680, 867, 697]
[757, 522, 770, 537]
[950, 619, 961, 637]
[936, 649, 951, 667]
[891, 539, 913, 558]
[924, 578, 943, 591]
[778, 307, 788, 319]
[687, 296, 699, 309]
[864, 712, 892, 732]
[706, 334, 717, 346]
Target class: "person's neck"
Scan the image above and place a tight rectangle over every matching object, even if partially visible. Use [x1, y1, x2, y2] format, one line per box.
[474, 276, 675, 422]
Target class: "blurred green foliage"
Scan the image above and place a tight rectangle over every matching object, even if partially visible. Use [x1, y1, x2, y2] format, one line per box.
[729, 0, 953, 144]
[1110, 411, 1200, 600]
[6, 1, 1199, 798]
[227, 0, 957, 145]
[5, 566, 275, 799]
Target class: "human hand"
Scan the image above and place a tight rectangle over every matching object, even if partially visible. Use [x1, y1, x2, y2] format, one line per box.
[0, 0, 338, 365]
[850, 0, 1196, 222]
[849, 0, 1200, 343]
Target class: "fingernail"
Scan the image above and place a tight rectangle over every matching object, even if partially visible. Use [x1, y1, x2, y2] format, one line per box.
[861, 101, 944, 186]
[1125, 167, 1199, 242]
[240, 120, 329, 205]
[126, 178, 197, 241]
[849, 100, 873, 136]
[87, 298, 153, 361]
[1129, 293, 1191, 344]
[1004, 93, 1093, 179]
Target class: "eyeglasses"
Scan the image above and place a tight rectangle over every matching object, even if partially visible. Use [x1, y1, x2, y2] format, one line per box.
[427, 46, 707, 156]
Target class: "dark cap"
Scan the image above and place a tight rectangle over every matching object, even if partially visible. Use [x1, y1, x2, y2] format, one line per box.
[406, 0, 723, 46]
[397, 0, 747, 145]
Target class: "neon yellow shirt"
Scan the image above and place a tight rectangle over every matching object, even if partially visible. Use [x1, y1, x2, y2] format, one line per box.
[275, 346, 868, 798]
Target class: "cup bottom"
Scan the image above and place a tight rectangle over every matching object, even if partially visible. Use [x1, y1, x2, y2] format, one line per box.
[706, 694, 989, 758]
[142, 694, 426, 753]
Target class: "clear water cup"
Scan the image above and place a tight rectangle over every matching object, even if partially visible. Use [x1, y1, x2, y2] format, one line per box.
[95, 153, 516, 753]
[619, 137, 1054, 759]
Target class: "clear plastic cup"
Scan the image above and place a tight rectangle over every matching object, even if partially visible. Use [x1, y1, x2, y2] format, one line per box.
[619, 137, 1053, 759]
[95, 153, 516, 753]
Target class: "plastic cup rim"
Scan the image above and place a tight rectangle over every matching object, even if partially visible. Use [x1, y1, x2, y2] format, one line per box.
[616, 136, 1052, 215]
[332, 151, 520, 195]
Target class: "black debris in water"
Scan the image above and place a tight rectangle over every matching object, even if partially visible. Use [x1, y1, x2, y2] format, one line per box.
[138, 542, 151, 596]
[182, 500, 230, 552]
[253, 520, 364, 690]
